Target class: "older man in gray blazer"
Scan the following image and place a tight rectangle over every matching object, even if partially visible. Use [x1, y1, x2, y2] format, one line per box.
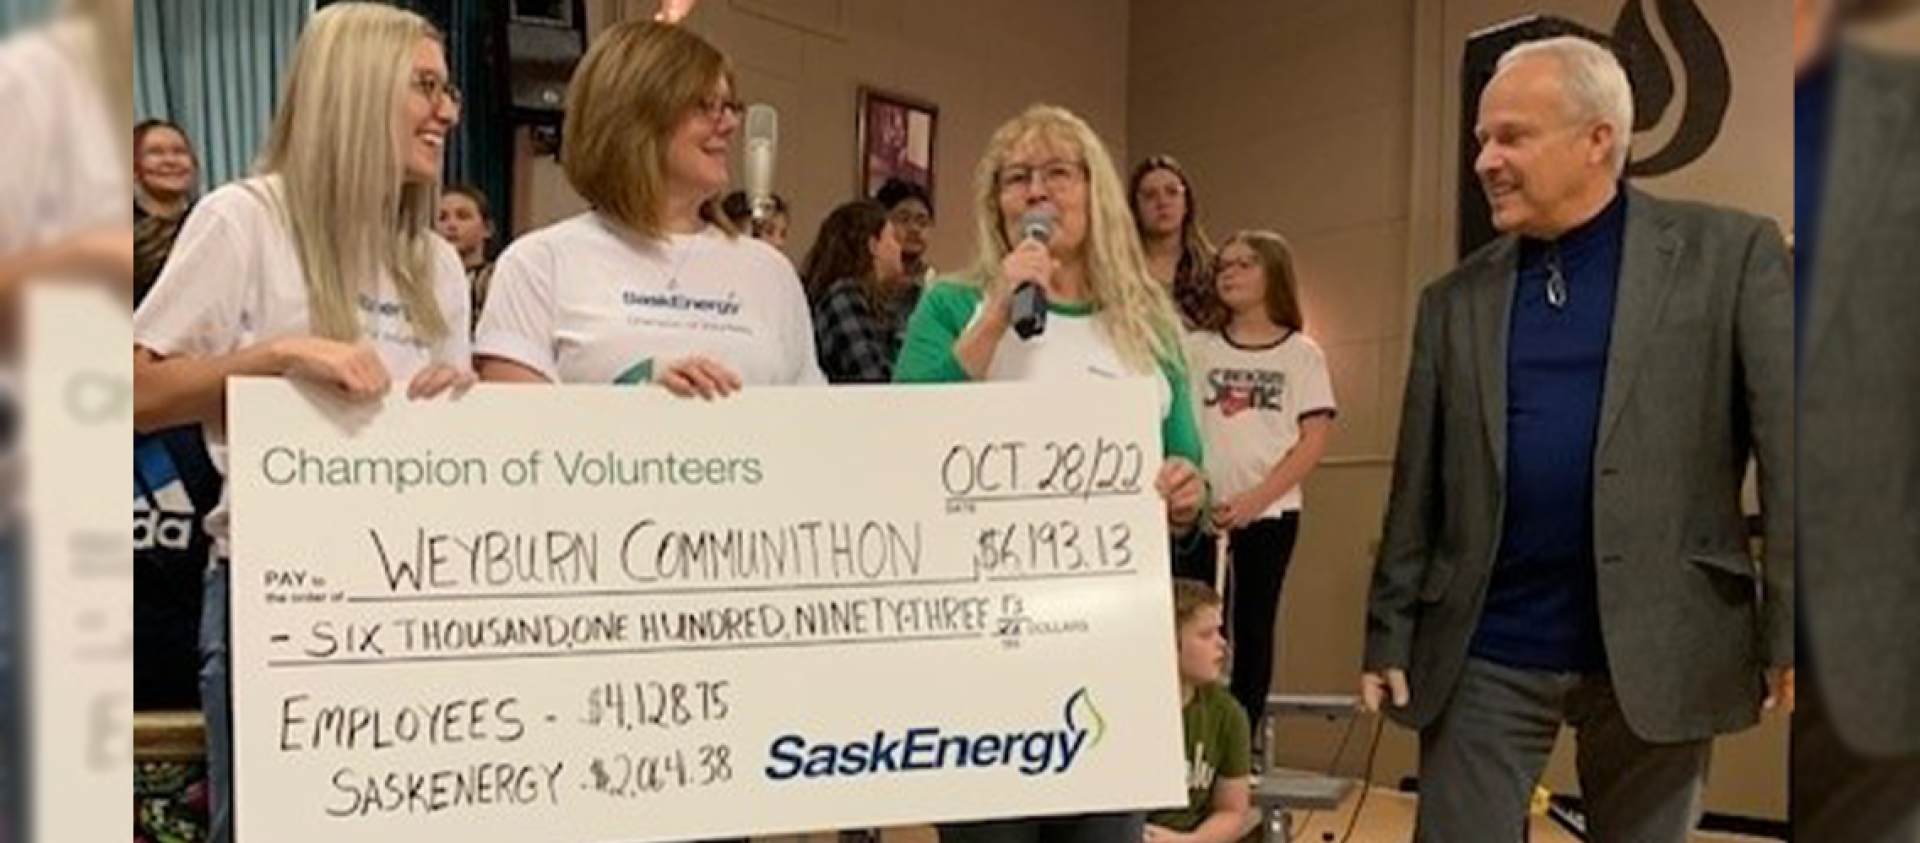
[1796, 2, 1920, 840]
[1361, 37, 1794, 842]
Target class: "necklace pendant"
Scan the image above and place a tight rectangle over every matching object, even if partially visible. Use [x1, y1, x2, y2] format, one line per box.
[1546, 274, 1569, 310]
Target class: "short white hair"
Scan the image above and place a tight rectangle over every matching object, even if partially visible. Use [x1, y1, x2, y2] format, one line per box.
[1496, 36, 1635, 176]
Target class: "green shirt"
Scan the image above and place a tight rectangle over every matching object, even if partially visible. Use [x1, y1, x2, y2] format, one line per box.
[892, 280, 1206, 467]
[1150, 683, 1253, 832]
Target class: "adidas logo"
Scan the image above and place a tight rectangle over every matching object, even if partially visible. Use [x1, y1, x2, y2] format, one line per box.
[136, 438, 200, 552]
[135, 478, 196, 551]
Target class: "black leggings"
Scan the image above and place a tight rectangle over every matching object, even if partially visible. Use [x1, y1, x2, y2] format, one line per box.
[1172, 513, 1301, 730]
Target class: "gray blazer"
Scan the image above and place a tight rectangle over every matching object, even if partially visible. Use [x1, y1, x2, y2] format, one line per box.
[1365, 187, 1794, 744]
[1802, 46, 1920, 759]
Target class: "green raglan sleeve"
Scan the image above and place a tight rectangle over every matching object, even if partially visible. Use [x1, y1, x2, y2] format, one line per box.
[1158, 350, 1205, 467]
[892, 280, 982, 385]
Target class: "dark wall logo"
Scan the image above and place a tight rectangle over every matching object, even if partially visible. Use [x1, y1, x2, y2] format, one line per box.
[1612, 0, 1730, 177]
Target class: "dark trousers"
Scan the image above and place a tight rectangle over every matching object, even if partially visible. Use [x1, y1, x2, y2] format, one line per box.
[1172, 513, 1299, 729]
[1417, 658, 1710, 843]
[200, 564, 232, 843]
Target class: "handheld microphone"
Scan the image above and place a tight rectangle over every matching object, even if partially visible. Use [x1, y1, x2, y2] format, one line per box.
[743, 104, 779, 230]
[1011, 211, 1055, 340]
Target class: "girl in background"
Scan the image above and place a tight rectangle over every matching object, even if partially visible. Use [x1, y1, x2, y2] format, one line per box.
[804, 198, 917, 383]
[436, 182, 497, 324]
[1182, 230, 1335, 732]
[133, 118, 197, 302]
[1130, 155, 1221, 330]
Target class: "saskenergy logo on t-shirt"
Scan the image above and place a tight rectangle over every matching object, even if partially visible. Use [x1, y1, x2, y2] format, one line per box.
[623, 289, 744, 318]
[356, 293, 429, 349]
[357, 293, 410, 319]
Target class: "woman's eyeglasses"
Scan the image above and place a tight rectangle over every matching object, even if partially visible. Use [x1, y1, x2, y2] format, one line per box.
[410, 75, 463, 109]
[1217, 256, 1260, 274]
[997, 160, 1087, 194]
[697, 96, 747, 122]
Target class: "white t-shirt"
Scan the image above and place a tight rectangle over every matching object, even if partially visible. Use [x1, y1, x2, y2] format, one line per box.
[133, 176, 473, 555]
[0, 24, 124, 260]
[980, 305, 1174, 417]
[475, 212, 824, 387]
[1185, 330, 1335, 517]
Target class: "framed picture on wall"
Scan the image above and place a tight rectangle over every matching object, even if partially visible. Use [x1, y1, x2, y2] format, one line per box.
[857, 86, 937, 205]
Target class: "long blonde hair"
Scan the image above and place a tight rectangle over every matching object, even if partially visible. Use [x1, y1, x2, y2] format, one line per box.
[966, 105, 1183, 373]
[255, 3, 450, 344]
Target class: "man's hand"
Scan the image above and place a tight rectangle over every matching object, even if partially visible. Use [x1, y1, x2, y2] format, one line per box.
[1764, 666, 1795, 714]
[1361, 668, 1410, 713]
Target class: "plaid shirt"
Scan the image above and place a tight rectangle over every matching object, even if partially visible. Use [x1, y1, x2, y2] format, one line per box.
[1172, 255, 1224, 331]
[812, 278, 922, 384]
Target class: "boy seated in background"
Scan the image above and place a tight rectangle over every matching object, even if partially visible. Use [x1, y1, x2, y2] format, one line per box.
[1149, 580, 1254, 843]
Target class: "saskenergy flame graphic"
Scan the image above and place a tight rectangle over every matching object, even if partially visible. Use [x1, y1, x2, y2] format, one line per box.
[1612, 0, 1730, 177]
[1065, 687, 1108, 749]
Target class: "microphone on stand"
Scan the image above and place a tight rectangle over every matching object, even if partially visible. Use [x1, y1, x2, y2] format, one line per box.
[743, 104, 779, 235]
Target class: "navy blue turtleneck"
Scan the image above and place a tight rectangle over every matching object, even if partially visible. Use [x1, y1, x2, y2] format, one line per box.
[1472, 188, 1628, 673]
[1796, 58, 1835, 359]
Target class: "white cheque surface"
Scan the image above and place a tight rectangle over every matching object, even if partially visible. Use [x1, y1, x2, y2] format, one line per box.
[229, 377, 1186, 842]
[27, 287, 131, 843]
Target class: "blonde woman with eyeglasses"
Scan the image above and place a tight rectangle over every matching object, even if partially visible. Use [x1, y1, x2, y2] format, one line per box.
[895, 104, 1206, 842]
[132, 5, 470, 841]
[476, 20, 823, 395]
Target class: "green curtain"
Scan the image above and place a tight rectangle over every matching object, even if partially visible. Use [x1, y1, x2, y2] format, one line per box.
[135, 0, 311, 195]
[0, 0, 54, 36]
[136, 0, 510, 237]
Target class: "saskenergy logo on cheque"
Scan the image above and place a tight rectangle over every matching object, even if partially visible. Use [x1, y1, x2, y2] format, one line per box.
[764, 689, 1108, 781]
